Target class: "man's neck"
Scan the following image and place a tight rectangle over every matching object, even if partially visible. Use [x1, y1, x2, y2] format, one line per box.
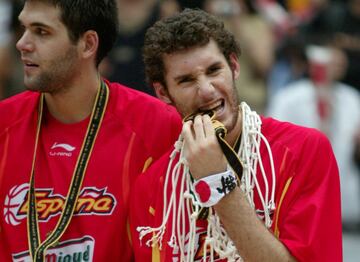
[225, 110, 243, 147]
[44, 74, 101, 124]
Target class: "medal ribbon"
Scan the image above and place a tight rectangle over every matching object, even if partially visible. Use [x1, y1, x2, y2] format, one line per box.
[27, 80, 109, 261]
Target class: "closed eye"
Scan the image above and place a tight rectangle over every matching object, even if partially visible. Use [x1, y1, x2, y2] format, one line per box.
[177, 76, 195, 85]
[207, 64, 222, 75]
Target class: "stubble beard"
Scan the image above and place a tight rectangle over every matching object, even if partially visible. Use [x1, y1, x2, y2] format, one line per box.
[167, 81, 241, 133]
[24, 45, 79, 94]
[225, 81, 241, 135]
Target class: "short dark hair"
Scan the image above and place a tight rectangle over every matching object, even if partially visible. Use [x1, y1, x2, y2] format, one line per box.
[23, 0, 119, 66]
[143, 8, 241, 87]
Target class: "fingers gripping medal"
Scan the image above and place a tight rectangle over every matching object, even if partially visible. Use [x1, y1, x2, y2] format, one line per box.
[183, 110, 227, 138]
[184, 110, 243, 182]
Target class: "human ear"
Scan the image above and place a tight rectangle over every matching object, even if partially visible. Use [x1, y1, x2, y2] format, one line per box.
[154, 82, 172, 104]
[229, 53, 240, 79]
[80, 30, 99, 60]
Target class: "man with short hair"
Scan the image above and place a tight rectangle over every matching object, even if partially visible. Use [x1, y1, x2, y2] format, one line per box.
[129, 9, 342, 261]
[0, 0, 181, 261]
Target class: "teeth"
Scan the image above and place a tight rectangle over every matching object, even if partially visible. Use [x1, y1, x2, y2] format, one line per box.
[200, 101, 222, 111]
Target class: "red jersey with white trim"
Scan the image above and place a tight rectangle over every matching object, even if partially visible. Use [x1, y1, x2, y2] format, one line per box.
[0, 80, 182, 261]
[129, 117, 342, 262]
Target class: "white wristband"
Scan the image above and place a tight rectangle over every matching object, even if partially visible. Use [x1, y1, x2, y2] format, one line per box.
[193, 169, 237, 207]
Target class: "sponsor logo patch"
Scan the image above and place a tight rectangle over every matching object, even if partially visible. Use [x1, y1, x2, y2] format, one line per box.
[3, 184, 117, 225]
[49, 142, 76, 157]
[12, 235, 95, 262]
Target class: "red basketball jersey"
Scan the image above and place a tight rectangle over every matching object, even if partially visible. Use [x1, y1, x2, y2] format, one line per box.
[130, 117, 342, 262]
[0, 80, 182, 261]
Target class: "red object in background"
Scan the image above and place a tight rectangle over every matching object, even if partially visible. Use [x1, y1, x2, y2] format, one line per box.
[310, 62, 328, 86]
[317, 96, 330, 120]
[306, 45, 331, 86]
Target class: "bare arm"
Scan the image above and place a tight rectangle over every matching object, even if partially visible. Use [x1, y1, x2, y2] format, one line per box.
[214, 187, 295, 261]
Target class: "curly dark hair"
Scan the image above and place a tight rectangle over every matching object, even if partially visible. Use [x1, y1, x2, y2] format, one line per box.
[143, 8, 241, 87]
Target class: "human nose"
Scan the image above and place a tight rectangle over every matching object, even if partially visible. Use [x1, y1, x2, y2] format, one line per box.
[197, 77, 215, 98]
[16, 31, 34, 53]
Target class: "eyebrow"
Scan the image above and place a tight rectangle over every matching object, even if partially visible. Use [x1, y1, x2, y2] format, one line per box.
[18, 13, 54, 30]
[23, 21, 53, 30]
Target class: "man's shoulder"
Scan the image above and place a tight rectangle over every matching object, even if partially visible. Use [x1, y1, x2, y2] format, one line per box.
[0, 91, 39, 129]
[0, 90, 38, 105]
[107, 80, 168, 109]
[261, 116, 330, 150]
[107, 81, 179, 119]
[261, 117, 336, 186]
[106, 81, 182, 145]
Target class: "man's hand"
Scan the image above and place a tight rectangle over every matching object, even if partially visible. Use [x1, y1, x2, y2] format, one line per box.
[182, 114, 227, 179]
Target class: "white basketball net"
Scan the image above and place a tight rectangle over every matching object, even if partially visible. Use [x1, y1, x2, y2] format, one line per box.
[137, 102, 276, 261]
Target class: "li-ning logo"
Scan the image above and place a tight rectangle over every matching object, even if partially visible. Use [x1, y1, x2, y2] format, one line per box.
[3, 184, 117, 225]
[49, 142, 76, 157]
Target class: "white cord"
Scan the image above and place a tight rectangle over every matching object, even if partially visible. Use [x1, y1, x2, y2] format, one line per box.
[137, 102, 276, 261]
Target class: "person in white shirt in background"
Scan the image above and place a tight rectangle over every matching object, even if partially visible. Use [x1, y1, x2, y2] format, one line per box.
[267, 45, 360, 229]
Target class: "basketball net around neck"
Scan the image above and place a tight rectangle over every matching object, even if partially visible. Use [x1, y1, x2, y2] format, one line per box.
[137, 102, 276, 261]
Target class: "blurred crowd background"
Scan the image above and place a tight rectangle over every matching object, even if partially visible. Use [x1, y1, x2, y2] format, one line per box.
[1, 0, 360, 259]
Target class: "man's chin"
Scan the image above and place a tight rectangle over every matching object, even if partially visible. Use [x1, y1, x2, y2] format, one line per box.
[24, 84, 40, 92]
[24, 78, 46, 92]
